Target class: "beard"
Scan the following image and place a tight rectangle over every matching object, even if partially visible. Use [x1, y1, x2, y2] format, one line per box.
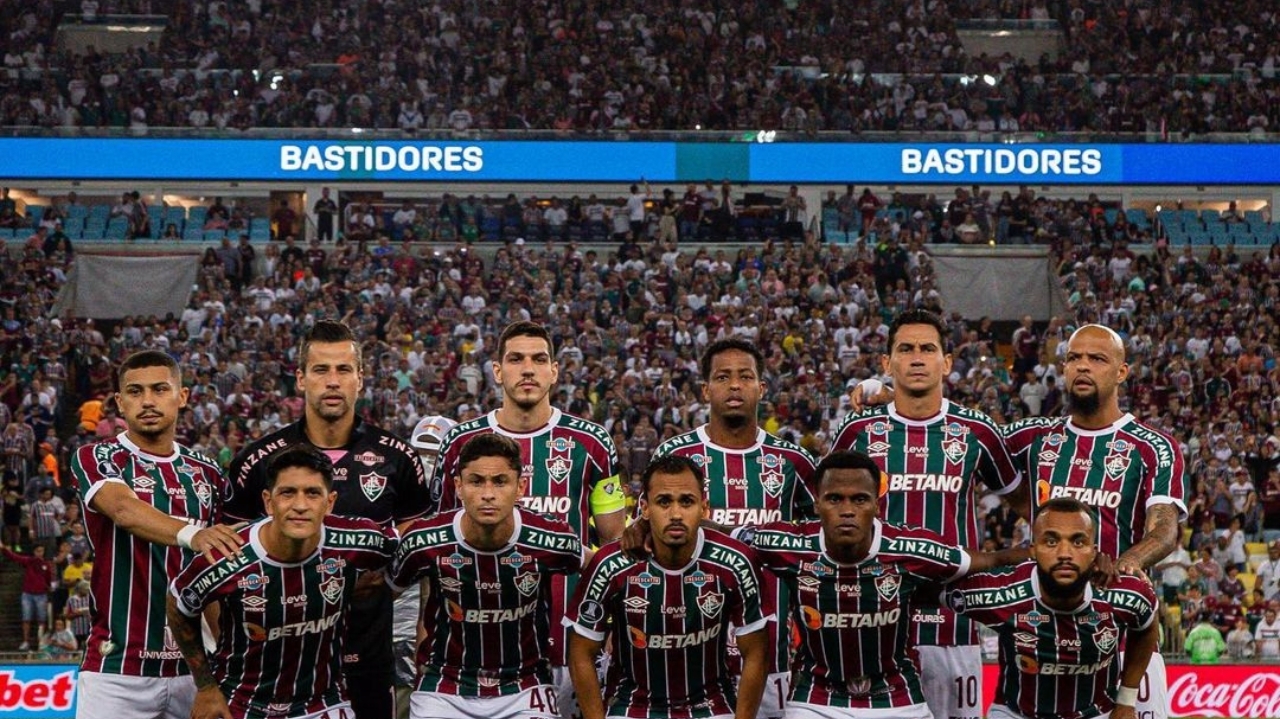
[720, 411, 750, 429]
[1037, 563, 1091, 601]
[1068, 387, 1100, 415]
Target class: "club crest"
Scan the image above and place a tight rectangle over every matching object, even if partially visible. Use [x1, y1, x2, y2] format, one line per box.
[359, 472, 387, 501]
[1103, 452, 1131, 480]
[875, 574, 900, 602]
[941, 438, 967, 463]
[320, 575, 345, 604]
[515, 572, 540, 597]
[697, 592, 724, 619]
[761, 471, 785, 498]
[1094, 626, 1118, 653]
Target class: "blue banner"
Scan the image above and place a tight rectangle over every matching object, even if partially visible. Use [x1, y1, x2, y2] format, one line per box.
[0, 138, 1276, 184]
[0, 665, 77, 719]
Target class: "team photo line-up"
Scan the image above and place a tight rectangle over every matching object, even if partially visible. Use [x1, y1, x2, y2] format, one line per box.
[51, 311, 1183, 719]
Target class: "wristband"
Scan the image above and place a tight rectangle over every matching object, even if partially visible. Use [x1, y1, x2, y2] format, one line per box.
[1115, 685, 1139, 707]
[176, 524, 201, 550]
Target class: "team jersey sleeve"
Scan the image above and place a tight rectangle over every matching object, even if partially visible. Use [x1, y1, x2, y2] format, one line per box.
[887, 526, 971, 582]
[1144, 431, 1188, 520]
[334, 516, 399, 570]
[563, 547, 629, 642]
[999, 417, 1041, 466]
[1105, 575, 1159, 631]
[939, 566, 1024, 628]
[386, 435, 431, 523]
[73, 443, 129, 509]
[587, 432, 625, 518]
[972, 418, 1022, 496]
[169, 552, 234, 618]
[224, 444, 269, 523]
[386, 521, 435, 592]
[538, 520, 586, 575]
[718, 537, 772, 636]
[735, 522, 803, 578]
[427, 430, 465, 516]
[788, 448, 819, 520]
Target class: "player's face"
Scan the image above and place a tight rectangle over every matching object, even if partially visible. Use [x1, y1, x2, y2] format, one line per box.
[1032, 509, 1097, 598]
[493, 335, 558, 411]
[263, 467, 335, 542]
[815, 468, 880, 554]
[702, 349, 764, 428]
[296, 341, 362, 423]
[456, 455, 526, 529]
[116, 365, 188, 440]
[1062, 328, 1128, 415]
[883, 323, 951, 399]
[643, 470, 708, 551]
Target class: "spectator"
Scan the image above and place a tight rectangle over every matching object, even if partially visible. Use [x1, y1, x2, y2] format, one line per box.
[40, 618, 77, 659]
[64, 580, 91, 648]
[1255, 607, 1280, 658]
[0, 542, 54, 651]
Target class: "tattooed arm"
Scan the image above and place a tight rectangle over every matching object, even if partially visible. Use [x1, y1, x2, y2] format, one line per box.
[1116, 503, 1181, 576]
[166, 594, 232, 719]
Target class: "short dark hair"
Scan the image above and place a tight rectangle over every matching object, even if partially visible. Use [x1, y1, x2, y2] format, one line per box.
[497, 321, 554, 360]
[298, 319, 361, 368]
[700, 338, 765, 381]
[458, 433, 523, 476]
[640, 454, 705, 497]
[813, 451, 882, 493]
[1037, 496, 1098, 536]
[887, 309, 949, 353]
[117, 350, 180, 390]
[265, 444, 334, 490]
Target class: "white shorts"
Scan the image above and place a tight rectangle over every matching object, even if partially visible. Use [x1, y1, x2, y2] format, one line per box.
[756, 670, 790, 719]
[916, 645, 983, 719]
[786, 700, 932, 719]
[552, 665, 578, 719]
[1120, 649, 1168, 719]
[410, 686, 560, 719]
[76, 672, 195, 719]
[294, 703, 353, 719]
[987, 703, 1116, 719]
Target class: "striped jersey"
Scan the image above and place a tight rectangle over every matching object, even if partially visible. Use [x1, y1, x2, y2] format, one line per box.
[171, 515, 396, 719]
[429, 408, 623, 666]
[745, 519, 970, 710]
[829, 400, 1020, 646]
[388, 508, 582, 697]
[73, 434, 227, 677]
[1002, 414, 1187, 558]
[565, 529, 770, 719]
[653, 426, 817, 675]
[944, 563, 1157, 719]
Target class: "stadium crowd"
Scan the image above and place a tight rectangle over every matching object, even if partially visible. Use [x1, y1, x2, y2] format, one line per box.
[1, 0, 1279, 135]
[1, 180, 1279, 660]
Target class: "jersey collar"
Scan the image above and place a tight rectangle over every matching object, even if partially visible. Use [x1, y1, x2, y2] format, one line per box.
[650, 527, 706, 575]
[489, 408, 561, 438]
[453, 506, 524, 555]
[1064, 413, 1134, 437]
[694, 425, 766, 454]
[888, 399, 950, 426]
[117, 432, 180, 463]
[1030, 566, 1095, 614]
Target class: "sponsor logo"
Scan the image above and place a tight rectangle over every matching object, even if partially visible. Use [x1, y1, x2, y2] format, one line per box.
[797, 576, 822, 591]
[639, 625, 722, 649]
[353, 451, 384, 466]
[870, 422, 890, 435]
[264, 613, 342, 641]
[801, 561, 832, 577]
[685, 570, 712, 588]
[808, 607, 901, 629]
[1039, 482, 1123, 509]
[441, 553, 472, 567]
[1044, 433, 1064, 447]
[710, 508, 782, 525]
[515, 572, 540, 597]
[242, 595, 268, 612]
[1037, 450, 1059, 464]
[623, 596, 650, 612]
[318, 557, 346, 575]
[697, 592, 724, 619]
[237, 574, 270, 591]
[943, 422, 970, 437]
[886, 474, 964, 493]
[1017, 610, 1050, 627]
[180, 587, 201, 610]
[0, 670, 76, 711]
[629, 571, 662, 587]
[688, 453, 710, 468]
[500, 552, 531, 569]
[439, 577, 463, 593]
[457, 600, 539, 623]
[1012, 631, 1039, 650]
[359, 472, 387, 502]
[283, 594, 307, 607]
[1168, 670, 1280, 718]
[866, 441, 890, 456]
[521, 495, 573, 515]
[662, 604, 687, 618]
[133, 476, 156, 493]
[546, 437, 577, 453]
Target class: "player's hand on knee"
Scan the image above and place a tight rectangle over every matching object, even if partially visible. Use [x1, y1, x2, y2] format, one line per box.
[192, 685, 233, 719]
[192, 525, 245, 563]
[620, 518, 652, 561]
[1110, 703, 1136, 719]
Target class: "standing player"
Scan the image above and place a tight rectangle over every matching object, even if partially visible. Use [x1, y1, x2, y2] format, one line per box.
[944, 498, 1158, 719]
[226, 320, 429, 719]
[739, 451, 1027, 719]
[649, 338, 817, 719]
[1003, 324, 1186, 719]
[391, 433, 583, 719]
[566, 455, 770, 719]
[167, 445, 398, 719]
[830, 309, 1020, 719]
[430, 321, 624, 719]
[71, 350, 243, 719]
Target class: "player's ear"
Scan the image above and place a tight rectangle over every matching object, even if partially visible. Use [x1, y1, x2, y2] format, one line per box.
[261, 489, 271, 514]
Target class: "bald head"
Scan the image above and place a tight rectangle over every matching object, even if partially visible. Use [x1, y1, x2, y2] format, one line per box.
[1068, 324, 1125, 359]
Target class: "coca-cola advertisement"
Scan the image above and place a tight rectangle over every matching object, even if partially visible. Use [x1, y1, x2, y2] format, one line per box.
[980, 664, 1280, 718]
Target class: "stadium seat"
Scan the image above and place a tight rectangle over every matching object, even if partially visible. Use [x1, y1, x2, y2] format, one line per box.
[63, 218, 83, 238]
[183, 227, 203, 241]
[88, 204, 110, 221]
[66, 205, 88, 221]
[204, 230, 226, 242]
[1125, 208, 1151, 230]
[1240, 573, 1257, 593]
[1103, 208, 1118, 227]
[0, 228, 12, 241]
[1244, 210, 1266, 225]
[27, 205, 46, 223]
